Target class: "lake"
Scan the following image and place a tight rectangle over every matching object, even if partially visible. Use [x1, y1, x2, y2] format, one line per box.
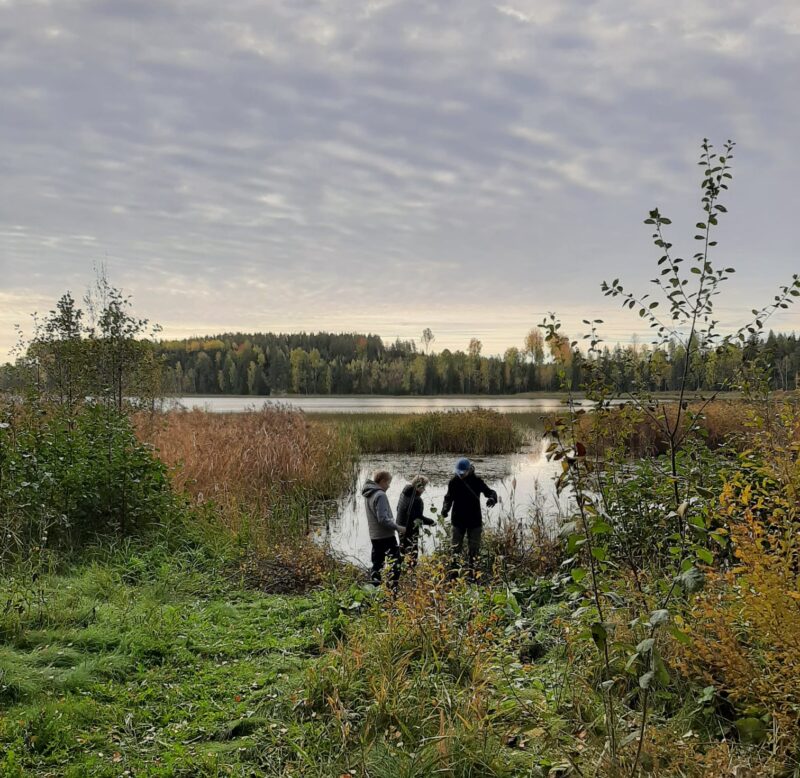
[312, 436, 570, 570]
[170, 395, 577, 569]
[172, 395, 589, 414]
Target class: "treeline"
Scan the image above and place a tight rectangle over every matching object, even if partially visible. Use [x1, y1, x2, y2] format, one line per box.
[2, 298, 799, 397]
[152, 329, 800, 395]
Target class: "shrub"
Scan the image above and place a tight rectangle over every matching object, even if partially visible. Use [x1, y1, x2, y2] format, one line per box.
[296, 561, 548, 775]
[1, 403, 175, 562]
[679, 422, 800, 761]
[575, 399, 750, 457]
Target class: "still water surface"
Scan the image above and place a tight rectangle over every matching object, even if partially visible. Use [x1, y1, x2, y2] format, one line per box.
[313, 437, 571, 569]
[174, 395, 588, 414]
[173, 395, 576, 568]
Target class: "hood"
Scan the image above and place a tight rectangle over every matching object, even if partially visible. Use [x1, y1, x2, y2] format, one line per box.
[361, 479, 383, 499]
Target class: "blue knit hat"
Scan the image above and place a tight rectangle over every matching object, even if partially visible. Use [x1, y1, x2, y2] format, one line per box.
[454, 457, 471, 476]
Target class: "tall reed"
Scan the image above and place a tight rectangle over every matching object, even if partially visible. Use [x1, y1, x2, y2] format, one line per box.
[136, 407, 358, 536]
[316, 409, 524, 454]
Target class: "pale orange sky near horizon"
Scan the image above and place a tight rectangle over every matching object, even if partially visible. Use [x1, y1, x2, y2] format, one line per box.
[3, 286, 798, 363]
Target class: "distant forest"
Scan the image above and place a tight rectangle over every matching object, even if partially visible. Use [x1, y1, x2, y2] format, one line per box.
[152, 329, 800, 395]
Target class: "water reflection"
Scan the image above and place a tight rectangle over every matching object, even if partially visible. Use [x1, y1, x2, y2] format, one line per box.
[312, 438, 572, 568]
[172, 395, 591, 414]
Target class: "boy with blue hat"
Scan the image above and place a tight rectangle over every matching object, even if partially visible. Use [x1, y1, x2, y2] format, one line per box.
[441, 457, 498, 580]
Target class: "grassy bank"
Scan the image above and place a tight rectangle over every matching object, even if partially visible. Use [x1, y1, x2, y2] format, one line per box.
[0, 545, 350, 777]
[5, 393, 800, 775]
[2, 547, 784, 777]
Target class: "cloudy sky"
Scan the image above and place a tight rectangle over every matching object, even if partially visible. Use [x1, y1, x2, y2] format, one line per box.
[1, 0, 799, 359]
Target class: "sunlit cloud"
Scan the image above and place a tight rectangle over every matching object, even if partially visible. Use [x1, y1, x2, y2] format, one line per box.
[1, 0, 799, 359]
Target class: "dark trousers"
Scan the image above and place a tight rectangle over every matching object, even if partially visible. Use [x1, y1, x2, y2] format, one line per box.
[371, 537, 401, 589]
[451, 524, 482, 579]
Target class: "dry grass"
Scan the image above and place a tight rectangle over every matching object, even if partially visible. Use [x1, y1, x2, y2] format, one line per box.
[574, 399, 752, 457]
[236, 540, 360, 594]
[135, 407, 358, 535]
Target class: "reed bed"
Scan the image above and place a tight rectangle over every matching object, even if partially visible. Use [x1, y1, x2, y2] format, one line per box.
[573, 399, 753, 457]
[313, 409, 525, 454]
[136, 407, 358, 535]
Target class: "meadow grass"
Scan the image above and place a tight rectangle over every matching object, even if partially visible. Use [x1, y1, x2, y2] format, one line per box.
[0, 544, 351, 777]
[0, 547, 569, 777]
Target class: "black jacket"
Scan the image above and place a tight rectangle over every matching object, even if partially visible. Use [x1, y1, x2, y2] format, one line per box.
[396, 485, 435, 543]
[442, 472, 497, 529]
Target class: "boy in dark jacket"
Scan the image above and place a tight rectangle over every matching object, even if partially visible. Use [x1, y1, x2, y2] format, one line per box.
[396, 476, 435, 565]
[441, 458, 497, 579]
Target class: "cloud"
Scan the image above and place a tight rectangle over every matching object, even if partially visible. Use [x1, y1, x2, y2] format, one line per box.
[1, 0, 799, 359]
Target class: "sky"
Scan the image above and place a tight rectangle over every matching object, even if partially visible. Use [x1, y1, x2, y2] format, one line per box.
[1, 0, 799, 360]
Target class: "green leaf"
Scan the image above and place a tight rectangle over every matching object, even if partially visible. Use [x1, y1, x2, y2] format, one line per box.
[670, 626, 691, 645]
[688, 514, 707, 529]
[566, 533, 586, 555]
[696, 548, 714, 565]
[639, 671, 654, 689]
[697, 685, 716, 705]
[636, 638, 655, 654]
[571, 567, 587, 584]
[710, 531, 729, 548]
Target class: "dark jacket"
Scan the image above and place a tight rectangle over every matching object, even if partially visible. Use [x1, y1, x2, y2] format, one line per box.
[442, 472, 497, 529]
[396, 485, 435, 543]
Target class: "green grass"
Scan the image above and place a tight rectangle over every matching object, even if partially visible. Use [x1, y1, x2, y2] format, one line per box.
[0, 545, 578, 777]
[0, 549, 349, 777]
[313, 410, 528, 455]
[0, 537, 757, 777]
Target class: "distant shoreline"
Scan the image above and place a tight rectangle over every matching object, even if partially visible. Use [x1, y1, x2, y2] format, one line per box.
[168, 391, 742, 400]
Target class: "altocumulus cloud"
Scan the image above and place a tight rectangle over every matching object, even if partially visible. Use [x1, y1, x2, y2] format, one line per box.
[1, 0, 799, 356]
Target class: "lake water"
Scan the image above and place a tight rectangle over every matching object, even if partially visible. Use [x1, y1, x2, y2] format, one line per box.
[172, 395, 591, 414]
[170, 395, 577, 569]
[312, 436, 571, 570]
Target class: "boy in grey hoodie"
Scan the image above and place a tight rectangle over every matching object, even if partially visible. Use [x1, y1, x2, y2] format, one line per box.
[361, 469, 405, 589]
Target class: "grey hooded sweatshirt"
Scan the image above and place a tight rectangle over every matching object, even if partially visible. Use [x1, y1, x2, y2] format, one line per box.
[362, 479, 402, 540]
